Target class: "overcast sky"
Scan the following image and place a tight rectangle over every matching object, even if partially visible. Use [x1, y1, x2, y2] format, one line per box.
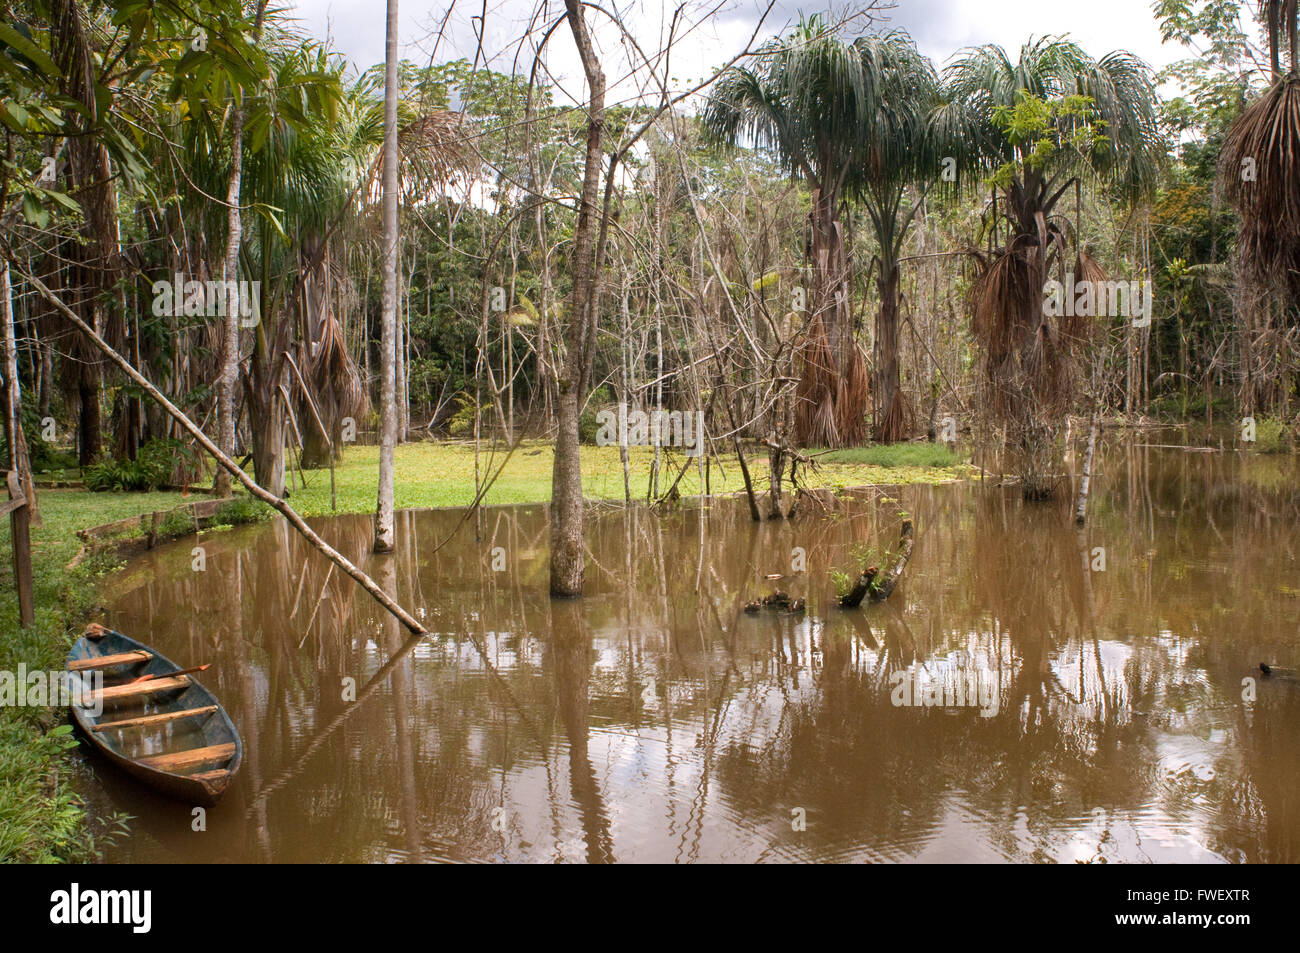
[279, 0, 1236, 107]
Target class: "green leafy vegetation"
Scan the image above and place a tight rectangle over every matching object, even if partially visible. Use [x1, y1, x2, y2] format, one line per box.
[212, 497, 274, 527]
[1251, 416, 1294, 453]
[83, 439, 198, 492]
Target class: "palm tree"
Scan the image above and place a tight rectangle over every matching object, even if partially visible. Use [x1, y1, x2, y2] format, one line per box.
[944, 37, 1161, 497]
[1219, 1, 1300, 413]
[704, 16, 877, 447]
[851, 33, 946, 442]
[235, 40, 347, 496]
[215, 35, 463, 500]
[304, 77, 464, 474]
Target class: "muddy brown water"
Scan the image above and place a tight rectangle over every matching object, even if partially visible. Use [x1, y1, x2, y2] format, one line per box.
[82, 438, 1299, 863]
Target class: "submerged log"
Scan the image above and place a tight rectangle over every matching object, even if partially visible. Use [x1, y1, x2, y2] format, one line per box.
[1260, 663, 1299, 679]
[743, 591, 805, 614]
[839, 518, 915, 607]
[762, 590, 791, 609]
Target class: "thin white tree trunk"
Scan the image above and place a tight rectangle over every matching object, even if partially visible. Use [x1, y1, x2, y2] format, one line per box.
[2, 260, 38, 524]
[1075, 412, 1099, 525]
[216, 105, 243, 498]
[374, 0, 399, 553]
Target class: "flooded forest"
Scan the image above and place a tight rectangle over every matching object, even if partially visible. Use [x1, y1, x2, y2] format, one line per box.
[0, 0, 1297, 875]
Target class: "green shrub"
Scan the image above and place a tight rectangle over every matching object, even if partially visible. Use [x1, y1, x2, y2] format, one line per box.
[213, 497, 272, 527]
[157, 508, 196, 538]
[83, 458, 136, 492]
[28, 440, 77, 473]
[0, 392, 76, 474]
[579, 407, 601, 445]
[1251, 416, 1291, 454]
[83, 438, 198, 492]
[138, 437, 199, 487]
[447, 396, 480, 438]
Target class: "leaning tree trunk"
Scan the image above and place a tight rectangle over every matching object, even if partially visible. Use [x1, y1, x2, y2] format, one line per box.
[839, 518, 914, 607]
[549, 0, 606, 598]
[24, 266, 427, 635]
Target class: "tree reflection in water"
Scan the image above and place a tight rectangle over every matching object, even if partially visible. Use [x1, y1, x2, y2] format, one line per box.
[87, 440, 1300, 863]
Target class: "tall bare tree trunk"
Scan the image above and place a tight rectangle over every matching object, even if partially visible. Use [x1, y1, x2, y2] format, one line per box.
[550, 0, 606, 597]
[77, 376, 101, 465]
[216, 106, 244, 498]
[797, 183, 865, 447]
[374, 0, 399, 554]
[873, 263, 905, 442]
[52, 0, 111, 469]
[398, 247, 412, 442]
[2, 261, 39, 525]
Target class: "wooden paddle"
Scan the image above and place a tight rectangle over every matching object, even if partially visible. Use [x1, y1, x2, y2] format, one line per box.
[129, 664, 211, 685]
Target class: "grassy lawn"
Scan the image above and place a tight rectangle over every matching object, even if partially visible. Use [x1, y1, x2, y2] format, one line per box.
[816, 442, 965, 469]
[282, 439, 972, 515]
[0, 437, 968, 861]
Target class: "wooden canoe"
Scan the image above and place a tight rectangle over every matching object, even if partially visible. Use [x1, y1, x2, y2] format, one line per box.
[67, 626, 242, 806]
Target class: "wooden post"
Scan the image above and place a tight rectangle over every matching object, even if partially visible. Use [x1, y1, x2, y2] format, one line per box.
[4, 471, 34, 627]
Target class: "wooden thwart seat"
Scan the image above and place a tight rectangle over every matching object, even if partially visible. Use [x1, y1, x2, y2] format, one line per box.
[91, 705, 218, 732]
[85, 675, 191, 703]
[69, 650, 151, 672]
[188, 768, 232, 785]
[139, 743, 236, 772]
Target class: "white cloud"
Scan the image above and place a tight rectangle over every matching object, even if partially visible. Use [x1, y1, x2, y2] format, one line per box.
[283, 0, 1199, 102]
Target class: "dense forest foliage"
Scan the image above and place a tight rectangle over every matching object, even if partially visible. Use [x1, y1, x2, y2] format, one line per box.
[0, 0, 1295, 522]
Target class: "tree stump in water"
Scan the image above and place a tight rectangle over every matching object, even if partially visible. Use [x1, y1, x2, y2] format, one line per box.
[839, 518, 914, 607]
[839, 566, 879, 608]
